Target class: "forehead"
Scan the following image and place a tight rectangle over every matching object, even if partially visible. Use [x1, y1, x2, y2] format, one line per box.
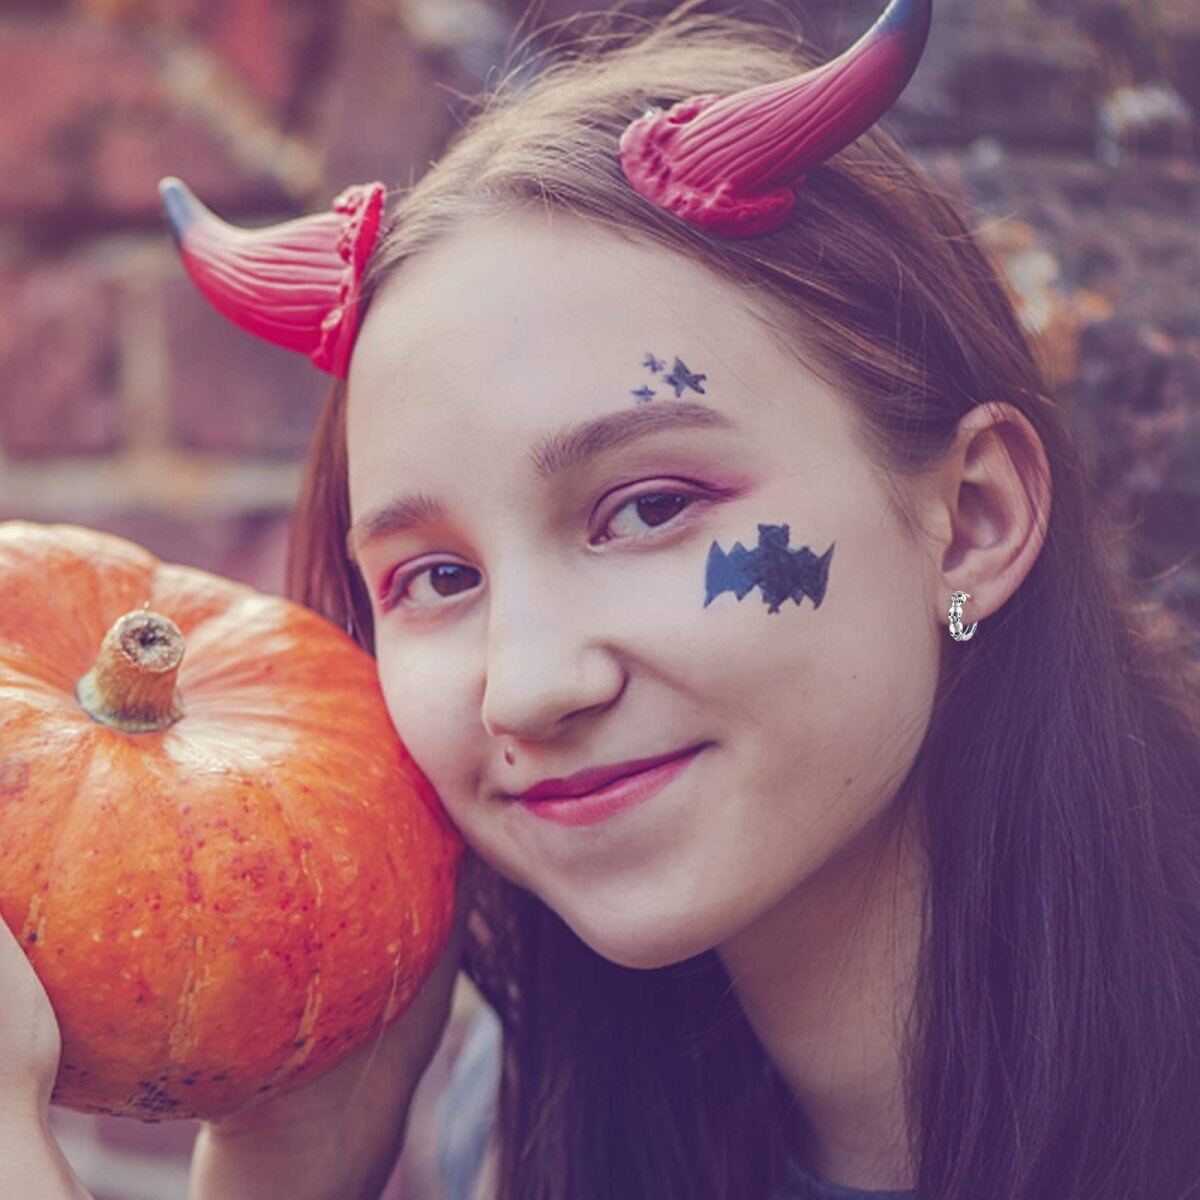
[347, 211, 784, 418]
[343, 211, 845, 529]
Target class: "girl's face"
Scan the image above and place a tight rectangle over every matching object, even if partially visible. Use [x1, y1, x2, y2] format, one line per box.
[346, 211, 941, 970]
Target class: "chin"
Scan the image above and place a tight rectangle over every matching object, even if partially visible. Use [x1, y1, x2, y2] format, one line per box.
[600, 944, 699, 971]
[566, 912, 720, 972]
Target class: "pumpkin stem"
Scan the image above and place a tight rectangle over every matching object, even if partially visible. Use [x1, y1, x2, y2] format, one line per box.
[76, 604, 187, 733]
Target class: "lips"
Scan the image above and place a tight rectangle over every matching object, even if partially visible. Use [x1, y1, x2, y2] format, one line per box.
[511, 743, 708, 803]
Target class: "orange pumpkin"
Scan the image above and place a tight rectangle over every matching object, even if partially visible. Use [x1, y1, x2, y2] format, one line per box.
[0, 520, 463, 1121]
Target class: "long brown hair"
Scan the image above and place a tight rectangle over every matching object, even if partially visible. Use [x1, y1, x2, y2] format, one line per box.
[285, 5, 1200, 1197]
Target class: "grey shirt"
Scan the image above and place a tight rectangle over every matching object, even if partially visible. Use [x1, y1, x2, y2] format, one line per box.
[436, 1002, 503, 1200]
[771, 1154, 916, 1200]
[436, 1005, 917, 1200]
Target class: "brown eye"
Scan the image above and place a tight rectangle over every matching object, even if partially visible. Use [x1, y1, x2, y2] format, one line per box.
[427, 563, 479, 597]
[599, 490, 698, 542]
[382, 562, 481, 612]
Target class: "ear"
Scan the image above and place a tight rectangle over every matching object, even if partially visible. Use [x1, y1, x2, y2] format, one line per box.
[925, 401, 1053, 628]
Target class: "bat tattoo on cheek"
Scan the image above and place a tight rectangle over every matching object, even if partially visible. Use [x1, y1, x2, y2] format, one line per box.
[631, 352, 706, 404]
[704, 523, 834, 615]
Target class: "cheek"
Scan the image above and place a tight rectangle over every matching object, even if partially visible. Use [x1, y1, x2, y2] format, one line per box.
[759, 558, 934, 829]
[375, 651, 489, 846]
[374, 649, 463, 782]
[677, 520, 840, 722]
[694, 511, 935, 794]
[374, 651, 414, 740]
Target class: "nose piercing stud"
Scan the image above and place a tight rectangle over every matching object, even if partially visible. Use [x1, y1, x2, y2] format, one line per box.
[948, 590, 977, 641]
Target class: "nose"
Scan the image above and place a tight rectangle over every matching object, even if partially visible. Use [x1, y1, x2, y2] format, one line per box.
[479, 568, 624, 742]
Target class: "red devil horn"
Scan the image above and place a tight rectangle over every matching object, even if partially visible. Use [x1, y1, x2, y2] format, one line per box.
[158, 176, 387, 379]
[619, 0, 933, 237]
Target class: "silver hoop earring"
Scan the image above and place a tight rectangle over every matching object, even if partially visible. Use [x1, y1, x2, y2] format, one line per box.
[948, 590, 977, 642]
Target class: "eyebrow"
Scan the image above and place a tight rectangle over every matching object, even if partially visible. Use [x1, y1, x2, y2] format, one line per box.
[345, 399, 735, 563]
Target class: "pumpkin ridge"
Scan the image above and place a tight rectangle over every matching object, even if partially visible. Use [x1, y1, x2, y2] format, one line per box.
[249, 774, 327, 1095]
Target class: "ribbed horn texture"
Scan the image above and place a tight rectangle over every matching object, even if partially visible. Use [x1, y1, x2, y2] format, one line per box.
[158, 177, 387, 379]
[619, 0, 932, 237]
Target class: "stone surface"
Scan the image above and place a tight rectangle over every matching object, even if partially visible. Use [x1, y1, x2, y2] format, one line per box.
[0, 13, 288, 221]
[178, 0, 335, 127]
[72, 0, 333, 124]
[96, 508, 294, 596]
[308, 0, 459, 191]
[0, 255, 123, 458]
[163, 275, 329, 459]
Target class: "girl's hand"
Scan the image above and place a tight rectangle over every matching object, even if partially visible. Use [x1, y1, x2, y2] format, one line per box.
[203, 846, 486, 1149]
[0, 909, 63, 1121]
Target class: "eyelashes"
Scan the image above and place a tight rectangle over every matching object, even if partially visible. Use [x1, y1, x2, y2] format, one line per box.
[377, 485, 712, 614]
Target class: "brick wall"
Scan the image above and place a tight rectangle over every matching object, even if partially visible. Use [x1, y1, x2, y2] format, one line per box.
[4, 0, 1199, 1197]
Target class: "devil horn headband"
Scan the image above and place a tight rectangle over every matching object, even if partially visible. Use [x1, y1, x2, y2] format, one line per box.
[158, 177, 386, 380]
[159, 0, 931, 379]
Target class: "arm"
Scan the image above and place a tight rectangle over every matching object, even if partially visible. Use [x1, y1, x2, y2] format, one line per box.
[0, 1108, 94, 1200]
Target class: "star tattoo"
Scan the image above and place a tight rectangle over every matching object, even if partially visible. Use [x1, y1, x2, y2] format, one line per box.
[643, 352, 665, 373]
[663, 356, 707, 397]
[631, 385, 656, 404]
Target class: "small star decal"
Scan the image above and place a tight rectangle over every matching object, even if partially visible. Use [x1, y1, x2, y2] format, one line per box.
[643, 352, 665, 373]
[631, 386, 656, 404]
[663, 356, 707, 397]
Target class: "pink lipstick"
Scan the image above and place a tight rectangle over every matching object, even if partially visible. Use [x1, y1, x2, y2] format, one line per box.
[517, 743, 707, 826]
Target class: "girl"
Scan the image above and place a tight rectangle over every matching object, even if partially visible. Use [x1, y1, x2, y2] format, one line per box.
[5, 2, 1200, 1198]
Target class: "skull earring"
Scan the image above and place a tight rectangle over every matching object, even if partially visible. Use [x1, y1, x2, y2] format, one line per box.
[948, 591, 977, 641]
